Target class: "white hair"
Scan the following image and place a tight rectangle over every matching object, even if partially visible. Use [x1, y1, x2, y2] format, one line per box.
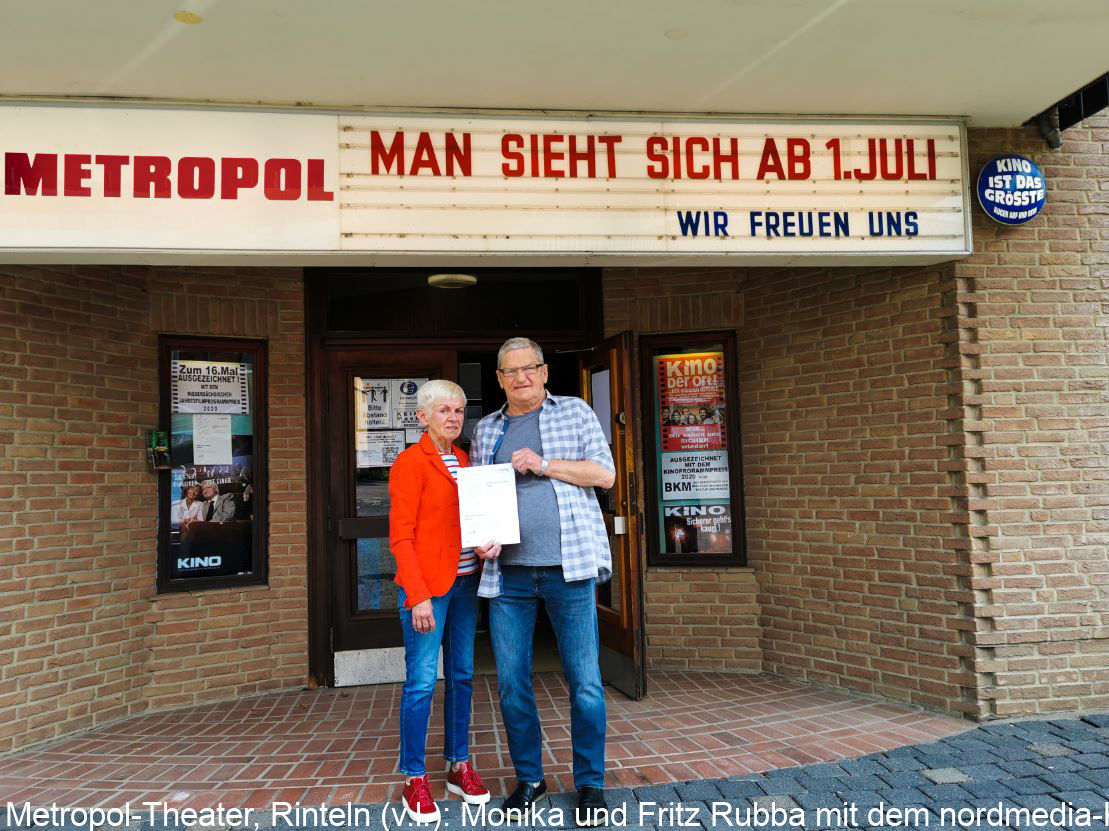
[497, 337, 544, 370]
[416, 379, 466, 411]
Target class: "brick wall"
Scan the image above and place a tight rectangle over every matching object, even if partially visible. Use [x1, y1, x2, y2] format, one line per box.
[741, 264, 974, 714]
[604, 269, 763, 672]
[958, 112, 1109, 717]
[0, 268, 307, 751]
[604, 263, 976, 712]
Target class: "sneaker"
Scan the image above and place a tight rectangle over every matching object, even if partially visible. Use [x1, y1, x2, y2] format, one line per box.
[445, 760, 491, 804]
[401, 775, 441, 823]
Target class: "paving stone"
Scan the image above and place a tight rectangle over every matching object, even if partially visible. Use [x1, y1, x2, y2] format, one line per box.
[1070, 752, 1109, 769]
[840, 759, 889, 776]
[633, 784, 681, 803]
[1078, 767, 1109, 788]
[1053, 791, 1105, 811]
[881, 787, 928, 804]
[878, 756, 928, 772]
[920, 783, 973, 802]
[1037, 771, 1097, 791]
[924, 768, 971, 784]
[983, 745, 1039, 762]
[1064, 740, 1108, 754]
[758, 777, 811, 796]
[958, 763, 1009, 781]
[676, 780, 724, 802]
[750, 794, 801, 812]
[998, 760, 1051, 777]
[804, 763, 849, 779]
[1033, 756, 1087, 773]
[718, 779, 768, 799]
[959, 780, 1016, 800]
[916, 754, 968, 769]
[796, 776, 850, 796]
[1005, 777, 1057, 796]
[1008, 793, 1068, 811]
[1030, 743, 1076, 757]
[834, 775, 889, 793]
[876, 771, 932, 789]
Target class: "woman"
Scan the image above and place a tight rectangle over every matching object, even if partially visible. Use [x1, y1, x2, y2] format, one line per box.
[174, 483, 204, 533]
[389, 379, 491, 823]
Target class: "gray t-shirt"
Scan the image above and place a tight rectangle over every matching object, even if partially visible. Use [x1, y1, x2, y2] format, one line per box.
[493, 408, 562, 566]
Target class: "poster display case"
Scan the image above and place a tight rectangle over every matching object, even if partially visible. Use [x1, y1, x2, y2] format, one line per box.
[158, 336, 267, 592]
[642, 331, 745, 566]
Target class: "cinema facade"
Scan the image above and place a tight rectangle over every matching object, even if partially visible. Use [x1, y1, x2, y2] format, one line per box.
[1, 101, 1107, 754]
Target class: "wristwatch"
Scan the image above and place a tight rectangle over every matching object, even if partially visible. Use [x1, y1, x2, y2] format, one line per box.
[539, 458, 550, 477]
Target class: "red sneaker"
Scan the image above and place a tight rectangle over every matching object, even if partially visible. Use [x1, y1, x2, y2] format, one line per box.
[446, 761, 491, 804]
[401, 775, 441, 823]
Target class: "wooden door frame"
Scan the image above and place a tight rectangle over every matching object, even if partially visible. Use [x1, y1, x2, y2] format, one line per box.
[305, 276, 601, 686]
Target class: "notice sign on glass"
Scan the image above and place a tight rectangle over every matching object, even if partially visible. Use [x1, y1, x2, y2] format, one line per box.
[661, 450, 730, 501]
[355, 377, 428, 430]
[171, 360, 250, 414]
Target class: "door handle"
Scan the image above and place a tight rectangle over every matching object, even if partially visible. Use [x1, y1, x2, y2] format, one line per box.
[614, 516, 627, 535]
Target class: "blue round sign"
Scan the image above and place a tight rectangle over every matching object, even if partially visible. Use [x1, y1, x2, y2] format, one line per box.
[977, 154, 1046, 225]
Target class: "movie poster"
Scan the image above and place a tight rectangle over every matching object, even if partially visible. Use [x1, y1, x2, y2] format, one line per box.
[656, 352, 726, 452]
[662, 502, 733, 555]
[168, 456, 254, 579]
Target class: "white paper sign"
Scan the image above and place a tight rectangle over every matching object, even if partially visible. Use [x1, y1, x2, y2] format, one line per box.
[405, 428, 425, 444]
[455, 464, 522, 548]
[391, 378, 427, 429]
[356, 430, 405, 468]
[192, 414, 233, 465]
[355, 378, 391, 428]
[661, 450, 730, 500]
[171, 360, 249, 414]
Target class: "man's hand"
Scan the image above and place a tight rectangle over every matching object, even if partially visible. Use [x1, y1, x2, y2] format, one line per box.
[511, 448, 543, 476]
[410, 600, 435, 634]
[475, 540, 502, 560]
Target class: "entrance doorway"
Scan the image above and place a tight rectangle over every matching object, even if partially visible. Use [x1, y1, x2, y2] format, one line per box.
[306, 270, 645, 699]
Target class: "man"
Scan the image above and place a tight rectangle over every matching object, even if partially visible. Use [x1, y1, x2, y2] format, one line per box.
[473, 337, 615, 827]
[198, 479, 237, 523]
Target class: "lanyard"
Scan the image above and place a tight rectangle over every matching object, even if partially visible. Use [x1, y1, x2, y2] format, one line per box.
[488, 416, 510, 464]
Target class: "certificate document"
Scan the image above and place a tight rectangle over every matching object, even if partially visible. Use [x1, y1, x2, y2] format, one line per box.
[455, 463, 521, 548]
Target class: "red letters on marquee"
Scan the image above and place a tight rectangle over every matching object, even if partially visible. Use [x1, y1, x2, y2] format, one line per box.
[2, 152, 335, 201]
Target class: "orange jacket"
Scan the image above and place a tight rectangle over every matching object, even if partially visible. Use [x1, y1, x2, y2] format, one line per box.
[389, 432, 470, 609]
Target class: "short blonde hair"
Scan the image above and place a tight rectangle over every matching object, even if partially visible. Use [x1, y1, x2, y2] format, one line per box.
[416, 379, 466, 411]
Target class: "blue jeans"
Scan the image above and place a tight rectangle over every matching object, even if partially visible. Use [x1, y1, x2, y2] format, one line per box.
[398, 572, 479, 777]
[490, 565, 606, 788]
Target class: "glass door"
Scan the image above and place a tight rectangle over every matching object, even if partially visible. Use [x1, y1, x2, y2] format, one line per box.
[326, 348, 456, 685]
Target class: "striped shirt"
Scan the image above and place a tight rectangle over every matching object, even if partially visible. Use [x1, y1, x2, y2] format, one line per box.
[441, 452, 478, 576]
[472, 393, 615, 598]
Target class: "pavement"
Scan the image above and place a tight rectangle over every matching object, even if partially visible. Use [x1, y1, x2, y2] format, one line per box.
[6, 712, 1109, 830]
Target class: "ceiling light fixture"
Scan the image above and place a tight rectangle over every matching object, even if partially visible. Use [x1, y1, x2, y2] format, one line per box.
[427, 273, 478, 289]
[173, 10, 203, 24]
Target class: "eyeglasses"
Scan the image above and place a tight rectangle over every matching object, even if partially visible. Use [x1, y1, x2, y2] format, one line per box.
[498, 363, 544, 379]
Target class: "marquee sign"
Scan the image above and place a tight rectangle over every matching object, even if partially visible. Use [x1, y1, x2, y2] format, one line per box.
[0, 105, 971, 262]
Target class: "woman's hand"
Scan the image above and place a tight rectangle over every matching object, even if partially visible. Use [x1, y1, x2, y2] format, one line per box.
[411, 599, 435, 634]
[475, 540, 502, 560]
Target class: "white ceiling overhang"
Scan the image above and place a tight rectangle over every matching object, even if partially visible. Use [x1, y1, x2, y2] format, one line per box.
[3, 0, 1106, 127]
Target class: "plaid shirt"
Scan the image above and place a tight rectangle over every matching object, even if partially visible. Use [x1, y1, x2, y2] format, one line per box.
[472, 393, 614, 598]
